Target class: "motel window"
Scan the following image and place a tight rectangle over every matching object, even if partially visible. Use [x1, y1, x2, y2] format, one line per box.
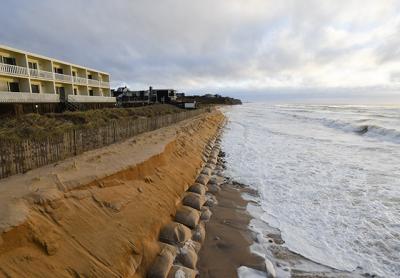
[31, 84, 40, 94]
[3, 57, 16, 65]
[54, 68, 63, 74]
[73, 88, 77, 95]
[89, 89, 94, 96]
[56, 87, 65, 94]
[28, 62, 38, 69]
[88, 74, 93, 80]
[8, 82, 20, 92]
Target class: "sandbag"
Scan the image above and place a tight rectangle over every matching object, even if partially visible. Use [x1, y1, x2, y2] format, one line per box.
[201, 167, 212, 176]
[182, 192, 205, 210]
[167, 265, 197, 278]
[175, 206, 200, 229]
[207, 183, 221, 194]
[205, 163, 216, 170]
[159, 222, 192, 245]
[204, 194, 218, 207]
[187, 183, 206, 195]
[196, 174, 210, 186]
[200, 207, 212, 221]
[210, 150, 220, 158]
[192, 222, 206, 243]
[208, 157, 218, 165]
[148, 248, 175, 278]
[176, 245, 198, 269]
[208, 176, 223, 185]
[182, 239, 202, 254]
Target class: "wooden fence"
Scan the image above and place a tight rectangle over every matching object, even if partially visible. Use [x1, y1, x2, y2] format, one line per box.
[0, 108, 209, 179]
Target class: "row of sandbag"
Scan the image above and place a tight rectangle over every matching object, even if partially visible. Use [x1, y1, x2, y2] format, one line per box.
[148, 128, 225, 278]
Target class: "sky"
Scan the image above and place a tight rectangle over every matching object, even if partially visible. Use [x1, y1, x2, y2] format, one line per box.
[1, 0, 400, 103]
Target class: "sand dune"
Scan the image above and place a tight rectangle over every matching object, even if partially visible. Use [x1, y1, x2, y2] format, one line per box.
[0, 111, 224, 277]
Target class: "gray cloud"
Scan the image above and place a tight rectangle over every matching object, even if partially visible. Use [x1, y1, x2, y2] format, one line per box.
[1, 0, 400, 99]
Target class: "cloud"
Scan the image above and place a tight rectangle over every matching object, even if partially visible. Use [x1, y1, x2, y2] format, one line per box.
[1, 0, 400, 98]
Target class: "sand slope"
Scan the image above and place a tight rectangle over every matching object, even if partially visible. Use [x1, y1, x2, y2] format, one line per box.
[0, 111, 224, 278]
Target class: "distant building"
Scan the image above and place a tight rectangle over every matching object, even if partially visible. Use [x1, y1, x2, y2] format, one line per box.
[150, 87, 177, 103]
[116, 88, 150, 107]
[176, 92, 185, 98]
[115, 86, 178, 107]
[0, 44, 115, 114]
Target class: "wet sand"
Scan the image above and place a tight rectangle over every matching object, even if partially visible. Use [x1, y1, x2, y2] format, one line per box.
[197, 180, 266, 277]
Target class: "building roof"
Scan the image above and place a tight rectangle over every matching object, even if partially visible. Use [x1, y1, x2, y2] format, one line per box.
[0, 44, 109, 75]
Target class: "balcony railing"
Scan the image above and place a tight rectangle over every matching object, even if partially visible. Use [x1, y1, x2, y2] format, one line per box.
[0, 63, 29, 77]
[88, 79, 100, 86]
[54, 73, 73, 83]
[0, 91, 60, 103]
[100, 81, 110, 87]
[73, 76, 88, 85]
[67, 95, 116, 103]
[29, 69, 54, 80]
[0, 62, 110, 88]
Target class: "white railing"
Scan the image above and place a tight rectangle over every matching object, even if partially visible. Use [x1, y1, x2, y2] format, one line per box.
[0, 63, 110, 87]
[0, 63, 29, 76]
[54, 73, 72, 82]
[68, 95, 116, 103]
[100, 81, 110, 87]
[29, 69, 54, 80]
[73, 76, 88, 85]
[88, 79, 100, 86]
[0, 91, 60, 103]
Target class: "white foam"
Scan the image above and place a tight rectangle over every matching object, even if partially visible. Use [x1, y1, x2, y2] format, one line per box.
[222, 103, 400, 278]
[237, 266, 267, 278]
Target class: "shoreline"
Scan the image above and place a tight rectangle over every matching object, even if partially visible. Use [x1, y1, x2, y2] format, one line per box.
[197, 179, 268, 277]
[197, 135, 368, 278]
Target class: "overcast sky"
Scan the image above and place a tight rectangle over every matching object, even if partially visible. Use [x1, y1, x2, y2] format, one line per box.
[1, 0, 400, 103]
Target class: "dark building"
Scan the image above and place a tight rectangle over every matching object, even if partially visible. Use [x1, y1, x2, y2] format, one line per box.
[149, 87, 177, 103]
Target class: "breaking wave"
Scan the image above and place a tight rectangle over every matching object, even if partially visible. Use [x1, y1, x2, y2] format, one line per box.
[318, 119, 400, 144]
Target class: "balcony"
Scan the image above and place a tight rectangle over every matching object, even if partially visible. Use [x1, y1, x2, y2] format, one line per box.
[67, 95, 116, 103]
[29, 69, 54, 80]
[0, 62, 111, 88]
[0, 63, 29, 77]
[87, 79, 100, 86]
[54, 73, 73, 83]
[100, 81, 110, 87]
[0, 91, 60, 103]
[73, 76, 87, 85]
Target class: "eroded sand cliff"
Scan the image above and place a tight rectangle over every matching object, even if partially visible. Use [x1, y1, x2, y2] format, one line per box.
[0, 111, 224, 278]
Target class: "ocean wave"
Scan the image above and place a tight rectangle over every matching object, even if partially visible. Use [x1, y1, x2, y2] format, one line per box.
[274, 109, 400, 144]
[321, 119, 400, 144]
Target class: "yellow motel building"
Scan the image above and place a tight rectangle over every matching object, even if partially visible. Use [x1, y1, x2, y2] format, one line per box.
[0, 44, 116, 113]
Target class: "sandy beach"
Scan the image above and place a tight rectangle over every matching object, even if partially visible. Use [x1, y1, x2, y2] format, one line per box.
[197, 180, 266, 277]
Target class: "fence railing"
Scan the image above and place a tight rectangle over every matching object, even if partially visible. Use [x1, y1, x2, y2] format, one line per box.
[0, 63, 29, 77]
[29, 68, 54, 80]
[54, 73, 73, 82]
[0, 108, 209, 179]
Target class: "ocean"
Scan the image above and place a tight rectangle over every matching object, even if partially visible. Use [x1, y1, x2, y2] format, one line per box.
[221, 103, 400, 277]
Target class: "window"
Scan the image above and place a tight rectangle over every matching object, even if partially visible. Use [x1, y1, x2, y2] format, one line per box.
[88, 74, 93, 80]
[28, 62, 38, 69]
[89, 89, 94, 96]
[54, 68, 63, 74]
[56, 87, 65, 95]
[8, 82, 20, 92]
[3, 57, 16, 65]
[73, 88, 77, 95]
[31, 84, 40, 94]
[72, 72, 76, 77]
